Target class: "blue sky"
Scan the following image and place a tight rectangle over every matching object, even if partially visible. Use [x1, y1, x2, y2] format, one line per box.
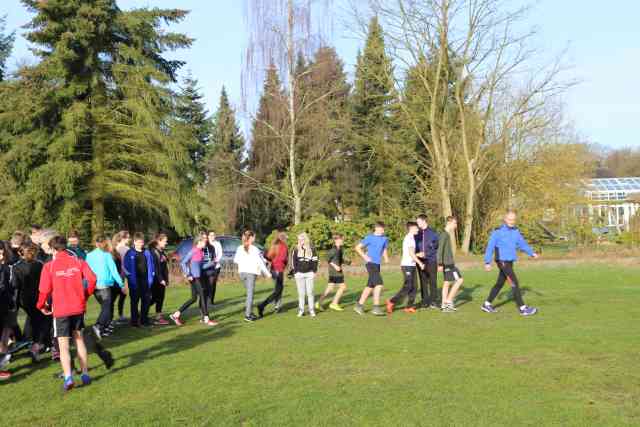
[3, 0, 639, 149]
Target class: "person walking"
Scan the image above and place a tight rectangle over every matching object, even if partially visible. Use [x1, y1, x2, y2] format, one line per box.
[386, 222, 424, 314]
[149, 233, 170, 325]
[438, 217, 464, 312]
[415, 214, 439, 309]
[234, 231, 271, 323]
[111, 231, 131, 324]
[205, 231, 223, 306]
[292, 233, 319, 318]
[481, 210, 539, 316]
[353, 222, 389, 316]
[257, 231, 288, 317]
[316, 234, 347, 312]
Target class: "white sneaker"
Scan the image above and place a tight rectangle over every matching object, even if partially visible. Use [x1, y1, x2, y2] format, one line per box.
[0, 353, 11, 369]
[92, 324, 102, 340]
[310, 311, 317, 318]
[297, 310, 304, 318]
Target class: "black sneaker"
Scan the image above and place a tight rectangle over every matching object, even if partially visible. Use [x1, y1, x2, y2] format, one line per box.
[99, 350, 115, 369]
[244, 316, 255, 323]
[257, 305, 265, 319]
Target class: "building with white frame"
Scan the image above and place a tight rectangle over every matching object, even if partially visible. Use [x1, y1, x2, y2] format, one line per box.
[577, 177, 640, 231]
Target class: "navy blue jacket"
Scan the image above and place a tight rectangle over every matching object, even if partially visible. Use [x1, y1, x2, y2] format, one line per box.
[415, 227, 439, 263]
[484, 224, 535, 264]
[123, 248, 155, 290]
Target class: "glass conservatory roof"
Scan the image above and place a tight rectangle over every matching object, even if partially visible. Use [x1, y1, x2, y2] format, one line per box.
[584, 177, 640, 192]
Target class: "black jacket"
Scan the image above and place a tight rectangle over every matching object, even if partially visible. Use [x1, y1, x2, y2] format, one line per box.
[11, 259, 43, 309]
[292, 247, 319, 274]
[150, 246, 169, 285]
[0, 263, 13, 314]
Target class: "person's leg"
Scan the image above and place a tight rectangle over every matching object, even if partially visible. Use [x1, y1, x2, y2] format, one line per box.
[95, 289, 112, 329]
[117, 290, 126, 319]
[486, 266, 508, 303]
[448, 278, 464, 304]
[242, 274, 256, 318]
[306, 274, 315, 313]
[427, 262, 438, 306]
[156, 282, 166, 315]
[196, 277, 209, 319]
[209, 270, 219, 305]
[110, 286, 119, 321]
[417, 266, 429, 306]
[318, 283, 335, 305]
[58, 336, 73, 378]
[129, 287, 140, 325]
[501, 263, 525, 307]
[177, 282, 199, 314]
[358, 287, 373, 305]
[73, 330, 89, 375]
[332, 283, 346, 306]
[295, 275, 306, 312]
[407, 268, 417, 307]
[273, 272, 284, 308]
[441, 282, 450, 307]
[390, 267, 412, 305]
[259, 272, 277, 309]
[372, 285, 383, 306]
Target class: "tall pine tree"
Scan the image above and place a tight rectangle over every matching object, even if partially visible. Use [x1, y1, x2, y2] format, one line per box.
[202, 86, 245, 232]
[0, 1, 197, 236]
[349, 16, 398, 217]
[0, 15, 15, 82]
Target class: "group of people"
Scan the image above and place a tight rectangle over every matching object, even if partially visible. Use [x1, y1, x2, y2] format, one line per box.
[0, 209, 539, 390]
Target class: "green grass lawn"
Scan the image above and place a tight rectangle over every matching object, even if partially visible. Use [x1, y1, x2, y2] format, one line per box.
[2, 265, 639, 426]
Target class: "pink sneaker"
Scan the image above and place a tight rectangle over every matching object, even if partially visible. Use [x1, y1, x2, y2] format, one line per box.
[204, 319, 219, 326]
[155, 317, 170, 325]
[169, 313, 183, 326]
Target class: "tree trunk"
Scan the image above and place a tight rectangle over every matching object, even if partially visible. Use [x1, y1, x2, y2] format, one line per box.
[92, 195, 104, 237]
[287, 0, 302, 225]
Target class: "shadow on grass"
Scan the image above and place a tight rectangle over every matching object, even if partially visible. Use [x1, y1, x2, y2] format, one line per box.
[493, 286, 544, 309]
[454, 284, 483, 306]
[92, 323, 239, 382]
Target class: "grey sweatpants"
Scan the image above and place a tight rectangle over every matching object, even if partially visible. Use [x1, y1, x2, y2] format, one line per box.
[294, 272, 315, 312]
[239, 273, 257, 318]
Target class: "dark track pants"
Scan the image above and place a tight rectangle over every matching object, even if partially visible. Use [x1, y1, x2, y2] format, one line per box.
[130, 286, 151, 325]
[178, 277, 209, 318]
[260, 271, 284, 309]
[418, 261, 439, 306]
[486, 261, 525, 307]
[390, 266, 417, 307]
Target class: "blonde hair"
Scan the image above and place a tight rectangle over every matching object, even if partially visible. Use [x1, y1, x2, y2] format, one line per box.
[297, 233, 312, 258]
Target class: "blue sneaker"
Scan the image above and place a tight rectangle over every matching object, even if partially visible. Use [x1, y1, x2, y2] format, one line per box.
[81, 373, 91, 386]
[481, 303, 497, 313]
[63, 376, 75, 392]
[519, 306, 538, 316]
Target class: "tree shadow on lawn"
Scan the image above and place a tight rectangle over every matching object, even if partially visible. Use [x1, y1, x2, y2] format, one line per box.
[91, 322, 239, 382]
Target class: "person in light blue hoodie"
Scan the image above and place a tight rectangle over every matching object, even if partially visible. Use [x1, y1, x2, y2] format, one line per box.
[481, 210, 539, 316]
[86, 236, 126, 338]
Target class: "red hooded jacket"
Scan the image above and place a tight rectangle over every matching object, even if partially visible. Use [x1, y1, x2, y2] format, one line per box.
[37, 251, 97, 318]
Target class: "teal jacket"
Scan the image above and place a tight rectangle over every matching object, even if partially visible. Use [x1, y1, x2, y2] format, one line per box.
[86, 249, 124, 289]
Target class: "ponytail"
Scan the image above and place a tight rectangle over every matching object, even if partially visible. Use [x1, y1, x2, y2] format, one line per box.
[242, 230, 255, 253]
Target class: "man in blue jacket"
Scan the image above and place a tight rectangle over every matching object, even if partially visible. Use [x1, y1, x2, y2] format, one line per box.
[482, 210, 539, 316]
[415, 214, 439, 308]
[124, 233, 155, 326]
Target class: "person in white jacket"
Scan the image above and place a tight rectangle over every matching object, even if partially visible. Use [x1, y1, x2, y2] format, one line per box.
[234, 231, 270, 322]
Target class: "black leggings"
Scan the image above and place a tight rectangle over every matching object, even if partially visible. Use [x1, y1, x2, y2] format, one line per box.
[151, 281, 166, 314]
[390, 266, 417, 306]
[110, 286, 126, 319]
[417, 261, 438, 306]
[203, 270, 219, 305]
[260, 271, 284, 309]
[486, 261, 525, 307]
[178, 277, 210, 318]
[22, 305, 51, 346]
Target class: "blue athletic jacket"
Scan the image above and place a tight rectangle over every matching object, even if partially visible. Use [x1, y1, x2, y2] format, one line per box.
[123, 248, 155, 289]
[180, 248, 204, 279]
[415, 227, 439, 263]
[484, 224, 535, 264]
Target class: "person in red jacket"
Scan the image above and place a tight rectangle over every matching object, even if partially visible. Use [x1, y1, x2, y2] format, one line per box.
[37, 235, 97, 391]
[257, 231, 288, 318]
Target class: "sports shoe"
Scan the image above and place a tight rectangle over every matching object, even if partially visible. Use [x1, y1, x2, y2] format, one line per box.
[449, 303, 457, 312]
[403, 307, 417, 314]
[257, 304, 265, 318]
[81, 373, 91, 386]
[9, 341, 32, 354]
[329, 303, 344, 312]
[481, 303, 498, 313]
[442, 304, 454, 313]
[63, 376, 75, 392]
[353, 304, 365, 316]
[92, 325, 102, 341]
[315, 302, 325, 312]
[203, 317, 219, 326]
[0, 371, 11, 381]
[169, 313, 183, 326]
[297, 310, 305, 318]
[519, 306, 538, 316]
[429, 303, 439, 310]
[385, 300, 395, 314]
[371, 306, 386, 317]
[244, 315, 256, 323]
[309, 311, 317, 318]
[154, 318, 169, 326]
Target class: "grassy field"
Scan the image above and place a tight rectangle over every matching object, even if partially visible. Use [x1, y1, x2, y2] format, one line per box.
[2, 264, 639, 426]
